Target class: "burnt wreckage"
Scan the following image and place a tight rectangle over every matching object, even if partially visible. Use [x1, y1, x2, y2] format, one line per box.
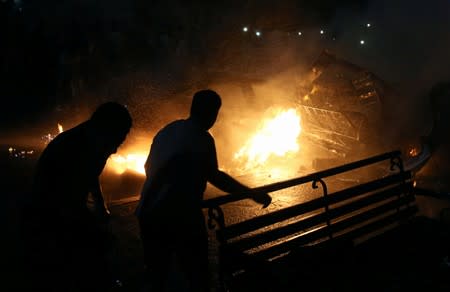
[296, 51, 431, 171]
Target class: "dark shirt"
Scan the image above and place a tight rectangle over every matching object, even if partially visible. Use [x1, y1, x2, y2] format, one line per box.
[31, 121, 107, 214]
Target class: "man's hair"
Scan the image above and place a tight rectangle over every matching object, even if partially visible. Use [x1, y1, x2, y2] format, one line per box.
[90, 102, 132, 132]
[190, 89, 222, 119]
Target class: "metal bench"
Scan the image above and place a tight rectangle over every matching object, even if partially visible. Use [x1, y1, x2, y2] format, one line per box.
[203, 150, 417, 291]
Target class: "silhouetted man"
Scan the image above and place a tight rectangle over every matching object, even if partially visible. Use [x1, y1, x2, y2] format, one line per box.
[22, 102, 132, 291]
[135, 89, 272, 292]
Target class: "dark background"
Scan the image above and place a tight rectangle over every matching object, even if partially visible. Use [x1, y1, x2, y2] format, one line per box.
[2, 0, 449, 131]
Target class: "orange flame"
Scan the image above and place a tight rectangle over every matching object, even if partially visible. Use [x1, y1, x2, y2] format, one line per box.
[103, 108, 302, 179]
[58, 123, 63, 133]
[409, 147, 419, 157]
[106, 152, 147, 175]
[234, 108, 302, 175]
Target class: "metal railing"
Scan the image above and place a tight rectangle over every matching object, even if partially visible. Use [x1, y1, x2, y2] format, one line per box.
[203, 150, 404, 209]
[203, 150, 408, 234]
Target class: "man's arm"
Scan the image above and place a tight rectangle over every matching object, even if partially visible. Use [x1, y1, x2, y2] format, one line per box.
[90, 178, 111, 220]
[208, 169, 272, 208]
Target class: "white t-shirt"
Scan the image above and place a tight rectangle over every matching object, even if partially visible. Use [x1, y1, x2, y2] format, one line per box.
[135, 118, 218, 218]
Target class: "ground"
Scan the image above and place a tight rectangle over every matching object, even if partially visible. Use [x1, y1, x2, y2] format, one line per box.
[2, 153, 450, 291]
[4, 196, 450, 291]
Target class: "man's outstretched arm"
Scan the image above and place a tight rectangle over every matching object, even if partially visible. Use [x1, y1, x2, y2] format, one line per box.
[208, 169, 272, 208]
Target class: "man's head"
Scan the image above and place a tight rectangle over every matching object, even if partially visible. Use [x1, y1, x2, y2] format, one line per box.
[89, 102, 132, 155]
[190, 89, 222, 130]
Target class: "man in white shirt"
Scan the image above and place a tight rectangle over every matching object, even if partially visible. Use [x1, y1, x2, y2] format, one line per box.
[136, 89, 271, 292]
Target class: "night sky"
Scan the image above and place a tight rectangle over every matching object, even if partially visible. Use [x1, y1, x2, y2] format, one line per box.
[1, 0, 449, 132]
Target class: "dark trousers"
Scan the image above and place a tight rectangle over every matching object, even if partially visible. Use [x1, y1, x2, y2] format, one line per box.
[139, 211, 210, 292]
[21, 207, 111, 292]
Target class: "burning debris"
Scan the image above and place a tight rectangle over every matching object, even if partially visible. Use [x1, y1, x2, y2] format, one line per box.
[107, 153, 147, 175]
[31, 51, 434, 186]
[101, 51, 431, 181]
[295, 50, 435, 173]
[41, 123, 64, 144]
[296, 50, 384, 160]
[5, 123, 65, 160]
[233, 108, 301, 177]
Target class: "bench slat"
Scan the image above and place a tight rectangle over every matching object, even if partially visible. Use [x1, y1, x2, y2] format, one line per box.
[248, 196, 416, 260]
[225, 183, 413, 252]
[220, 172, 411, 241]
[333, 205, 418, 244]
[224, 202, 417, 273]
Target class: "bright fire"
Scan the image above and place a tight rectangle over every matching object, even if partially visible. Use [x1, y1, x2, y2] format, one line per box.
[58, 123, 64, 133]
[234, 108, 302, 172]
[107, 152, 147, 175]
[103, 108, 302, 178]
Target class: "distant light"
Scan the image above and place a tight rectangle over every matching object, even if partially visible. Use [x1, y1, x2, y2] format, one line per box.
[360, 40, 365, 45]
[320, 30, 324, 34]
[298, 31, 302, 36]
[255, 31, 261, 37]
[243, 26, 248, 32]
[366, 23, 371, 28]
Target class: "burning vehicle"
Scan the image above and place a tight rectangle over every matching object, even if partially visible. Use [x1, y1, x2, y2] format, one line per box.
[296, 51, 382, 160]
[292, 51, 432, 172]
[211, 50, 433, 181]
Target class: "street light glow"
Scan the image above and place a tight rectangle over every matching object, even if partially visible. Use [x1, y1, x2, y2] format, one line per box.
[366, 23, 371, 28]
[298, 31, 302, 36]
[243, 26, 248, 32]
[256, 31, 261, 37]
[360, 40, 365, 45]
[320, 30, 324, 34]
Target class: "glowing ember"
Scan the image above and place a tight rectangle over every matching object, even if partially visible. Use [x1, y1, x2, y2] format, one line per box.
[408, 147, 420, 157]
[234, 108, 302, 171]
[42, 123, 65, 144]
[107, 153, 147, 175]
